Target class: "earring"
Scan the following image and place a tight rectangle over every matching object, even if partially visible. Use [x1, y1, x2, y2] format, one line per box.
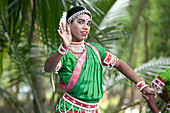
[86, 35, 88, 39]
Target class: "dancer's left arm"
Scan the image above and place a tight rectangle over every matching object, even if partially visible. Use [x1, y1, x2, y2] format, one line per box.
[114, 60, 160, 99]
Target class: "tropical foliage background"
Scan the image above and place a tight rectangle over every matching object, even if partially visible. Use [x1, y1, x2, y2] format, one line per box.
[0, 0, 169, 113]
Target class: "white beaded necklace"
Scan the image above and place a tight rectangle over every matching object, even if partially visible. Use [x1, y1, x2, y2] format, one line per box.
[69, 41, 85, 54]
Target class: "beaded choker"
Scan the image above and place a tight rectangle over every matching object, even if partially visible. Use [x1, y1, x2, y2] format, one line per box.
[69, 41, 85, 54]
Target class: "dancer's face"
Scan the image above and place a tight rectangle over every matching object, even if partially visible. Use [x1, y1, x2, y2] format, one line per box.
[69, 14, 91, 42]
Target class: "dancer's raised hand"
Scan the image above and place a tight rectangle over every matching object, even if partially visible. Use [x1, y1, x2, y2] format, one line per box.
[57, 22, 72, 49]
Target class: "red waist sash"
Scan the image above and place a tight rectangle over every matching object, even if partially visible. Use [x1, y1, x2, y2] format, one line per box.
[62, 93, 99, 111]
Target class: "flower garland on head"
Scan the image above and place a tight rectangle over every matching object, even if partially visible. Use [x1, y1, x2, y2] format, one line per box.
[59, 11, 67, 30]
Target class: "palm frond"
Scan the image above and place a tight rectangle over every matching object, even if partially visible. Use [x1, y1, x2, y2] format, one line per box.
[37, 0, 63, 50]
[1, 0, 43, 110]
[134, 57, 170, 78]
[0, 87, 25, 113]
[89, 0, 130, 51]
[99, 0, 130, 30]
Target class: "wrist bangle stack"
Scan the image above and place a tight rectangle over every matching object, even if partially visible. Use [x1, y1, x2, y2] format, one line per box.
[136, 81, 149, 91]
[58, 43, 68, 55]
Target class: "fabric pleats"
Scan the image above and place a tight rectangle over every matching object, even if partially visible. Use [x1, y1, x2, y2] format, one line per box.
[58, 43, 106, 102]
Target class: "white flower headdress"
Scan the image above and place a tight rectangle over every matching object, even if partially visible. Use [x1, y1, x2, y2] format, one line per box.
[59, 11, 67, 30]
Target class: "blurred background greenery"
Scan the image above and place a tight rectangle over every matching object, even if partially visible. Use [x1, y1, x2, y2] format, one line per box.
[0, 0, 169, 113]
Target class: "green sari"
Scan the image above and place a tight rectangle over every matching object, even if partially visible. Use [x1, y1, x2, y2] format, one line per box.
[51, 43, 107, 103]
[51, 43, 106, 112]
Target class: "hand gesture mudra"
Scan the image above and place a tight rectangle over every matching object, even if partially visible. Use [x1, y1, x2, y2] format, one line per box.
[57, 22, 72, 49]
[142, 87, 160, 100]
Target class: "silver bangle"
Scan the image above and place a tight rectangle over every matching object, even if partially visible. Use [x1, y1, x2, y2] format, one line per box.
[58, 43, 68, 55]
[136, 81, 149, 91]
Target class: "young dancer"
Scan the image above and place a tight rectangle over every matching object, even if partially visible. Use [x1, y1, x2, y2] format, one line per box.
[44, 6, 159, 113]
[146, 68, 170, 113]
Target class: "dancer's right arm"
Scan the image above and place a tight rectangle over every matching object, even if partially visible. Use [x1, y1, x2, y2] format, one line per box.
[44, 51, 63, 72]
[44, 22, 72, 72]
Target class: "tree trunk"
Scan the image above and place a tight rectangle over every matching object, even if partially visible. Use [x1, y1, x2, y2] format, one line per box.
[32, 72, 47, 113]
[128, 0, 148, 66]
[144, 21, 149, 62]
[27, 0, 47, 112]
[30, 42, 47, 113]
[116, 85, 128, 110]
[128, 0, 148, 108]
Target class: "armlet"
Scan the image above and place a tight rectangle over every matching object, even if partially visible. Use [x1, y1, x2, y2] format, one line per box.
[103, 52, 118, 70]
